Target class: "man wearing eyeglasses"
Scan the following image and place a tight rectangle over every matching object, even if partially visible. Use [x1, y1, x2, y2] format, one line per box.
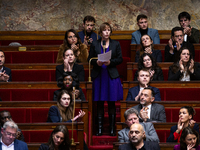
[0, 111, 24, 141]
[164, 27, 195, 62]
[78, 15, 100, 46]
[0, 121, 28, 150]
[0, 50, 11, 82]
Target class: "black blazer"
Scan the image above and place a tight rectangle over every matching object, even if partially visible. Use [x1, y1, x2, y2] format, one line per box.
[135, 49, 162, 62]
[1, 66, 12, 81]
[88, 38, 123, 79]
[55, 63, 85, 81]
[168, 62, 200, 81]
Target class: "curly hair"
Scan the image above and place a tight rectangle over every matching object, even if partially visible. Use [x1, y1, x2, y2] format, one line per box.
[57, 72, 79, 90]
[47, 125, 71, 150]
[180, 106, 196, 119]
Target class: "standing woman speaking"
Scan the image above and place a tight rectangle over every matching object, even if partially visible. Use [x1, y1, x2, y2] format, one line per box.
[88, 22, 123, 136]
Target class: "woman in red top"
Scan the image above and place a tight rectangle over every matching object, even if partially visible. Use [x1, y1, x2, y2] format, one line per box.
[167, 106, 199, 142]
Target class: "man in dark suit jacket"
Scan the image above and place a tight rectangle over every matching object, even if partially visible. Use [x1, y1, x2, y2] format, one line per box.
[164, 27, 195, 62]
[119, 123, 160, 150]
[0, 121, 28, 150]
[178, 11, 199, 43]
[118, 108, 159, 142]
[0, 50, 11, 82]
[78, 15, 101, 46]
[126, 69, 161, 101]
[131, 14, 160, 44]
[133, 87, 166, 122]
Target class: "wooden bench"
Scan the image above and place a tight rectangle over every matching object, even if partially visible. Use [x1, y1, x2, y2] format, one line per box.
[130, 44, 200, 62]
[123, 81, 200, 101]
[120, 101, 200, 123]
[113, 142, 177, 150]
[127, 62, 173, 81]
[18, 122, 83, 150]
[116, 122, 200, 143]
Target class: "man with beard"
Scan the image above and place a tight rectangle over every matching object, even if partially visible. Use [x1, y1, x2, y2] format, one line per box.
[78, 16, 100, 46]
[119, 123, 160, 150]
[0, 50, 11, 82]
[133, 87, 166, 123]
[164, 27, 195, 62]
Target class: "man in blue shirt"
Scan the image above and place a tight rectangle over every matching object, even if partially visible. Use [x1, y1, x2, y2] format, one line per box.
[78, 16, 100, 46]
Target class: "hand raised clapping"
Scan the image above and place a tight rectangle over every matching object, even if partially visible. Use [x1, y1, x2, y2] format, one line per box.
[72, 110, 85, 121]
[189, 59, 194, 73]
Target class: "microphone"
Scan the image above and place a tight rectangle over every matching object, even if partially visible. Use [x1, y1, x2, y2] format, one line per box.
[103, 40, 106, 53]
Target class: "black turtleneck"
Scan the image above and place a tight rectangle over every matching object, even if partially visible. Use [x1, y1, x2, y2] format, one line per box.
[139, 28, 148, 36]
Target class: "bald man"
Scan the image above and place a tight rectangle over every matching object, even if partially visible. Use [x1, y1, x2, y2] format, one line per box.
[119, 124, 160, 150]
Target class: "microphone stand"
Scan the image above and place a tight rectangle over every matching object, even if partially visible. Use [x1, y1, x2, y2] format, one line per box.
[71, 87, 76, 145]
[88, 57, 98, 82]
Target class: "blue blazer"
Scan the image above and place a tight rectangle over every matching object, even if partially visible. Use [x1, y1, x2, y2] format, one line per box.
[1, 66, 12, 81]
[0, 139, 28, 150]
[78, 31, 101, 43]
[47, 106, 72, 123]
[126, 85, 161, 101]
[131, 28, 160, 44]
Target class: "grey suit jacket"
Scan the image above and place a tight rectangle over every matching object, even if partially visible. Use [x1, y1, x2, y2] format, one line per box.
[133, 103, 166, 122]
[131, 28, 160, 44]
[118, 122, 159, 142]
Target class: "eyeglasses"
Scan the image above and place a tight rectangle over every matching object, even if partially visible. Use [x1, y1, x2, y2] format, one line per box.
[1, 116, 12, 120]
[4, 131, 16, 138]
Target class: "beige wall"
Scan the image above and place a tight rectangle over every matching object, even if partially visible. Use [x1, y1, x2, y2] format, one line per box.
[0, 0, 200, 31]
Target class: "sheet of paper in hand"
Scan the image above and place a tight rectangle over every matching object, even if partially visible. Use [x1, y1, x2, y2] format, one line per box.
[98, 50, 112, 62]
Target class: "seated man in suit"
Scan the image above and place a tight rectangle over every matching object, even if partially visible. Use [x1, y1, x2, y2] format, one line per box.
[119, 123, 160, 150]
[0, 50, 11, 82]
[126, 69, 161, 101]
[78, 15, 101, 46]
[1, 121, 28, 150]
[0, 110, 24, 141]
[178, 11, 199, 43]
[133, 87, 166, 122]
[131, 14, 160, 44]
[164, 27, 195, 62]
[118, 108, 159, 142]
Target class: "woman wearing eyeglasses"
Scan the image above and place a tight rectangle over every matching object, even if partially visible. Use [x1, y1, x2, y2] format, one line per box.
[56, 29, 88, 63]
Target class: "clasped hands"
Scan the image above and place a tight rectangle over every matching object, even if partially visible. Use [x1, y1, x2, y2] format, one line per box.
[139, 107, 148, 122]
[0, 71, 9, 82]
[168, 39, 181, 53]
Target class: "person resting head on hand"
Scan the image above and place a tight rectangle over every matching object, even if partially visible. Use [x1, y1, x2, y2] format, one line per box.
[167, 106, 199, 143]
[38, 125, 71, 150]
[174, 127, 200, 150]
[56, 29, 88, 63]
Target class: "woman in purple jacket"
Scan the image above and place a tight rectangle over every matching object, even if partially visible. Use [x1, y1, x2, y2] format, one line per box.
[174, 127, 200, 150]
